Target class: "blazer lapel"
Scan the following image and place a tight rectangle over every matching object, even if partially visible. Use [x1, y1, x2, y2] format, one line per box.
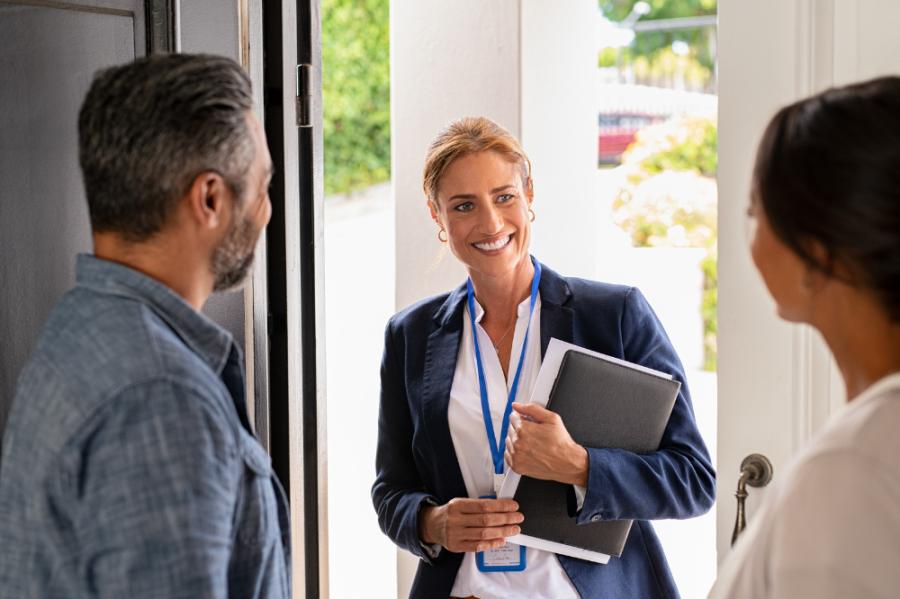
[420, 283, 469, 499]
[418, 264, 573, 499]
[538, 262, 575, 358]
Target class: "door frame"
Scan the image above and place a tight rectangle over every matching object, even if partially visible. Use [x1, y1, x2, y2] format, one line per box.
[261, 0, 327, 596]
[0, 0, 174, 53]
[716, 0, 851, 564]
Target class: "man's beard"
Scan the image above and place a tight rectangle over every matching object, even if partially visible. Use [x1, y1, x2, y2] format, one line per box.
[211, 213, 259, 292]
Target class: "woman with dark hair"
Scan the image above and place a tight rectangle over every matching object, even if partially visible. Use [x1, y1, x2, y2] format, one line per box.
[373, 116, 715, 598]
[710, 77, 900, 598]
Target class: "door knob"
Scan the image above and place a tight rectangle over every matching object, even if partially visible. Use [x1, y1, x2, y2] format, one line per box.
[731, 453, 774, 546]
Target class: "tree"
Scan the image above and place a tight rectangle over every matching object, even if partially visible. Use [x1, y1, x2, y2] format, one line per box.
[600, 0, 716, 22]
[322, 0, 390, 196]
[599, 0, 717, 81]
[611, 116, 719, 370]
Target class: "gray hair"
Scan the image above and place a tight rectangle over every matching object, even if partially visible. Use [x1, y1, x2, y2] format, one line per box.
[78, 53, 255, 241]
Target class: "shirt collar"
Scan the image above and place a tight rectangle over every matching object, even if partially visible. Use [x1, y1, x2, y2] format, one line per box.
[432, 260, 570, 329]
[848, 371, 900, 407]
[74, 253, 235, 375]
[469, 293, 539, 323]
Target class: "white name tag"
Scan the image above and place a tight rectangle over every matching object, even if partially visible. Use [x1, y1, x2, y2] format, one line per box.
[476, 543, 526, 572]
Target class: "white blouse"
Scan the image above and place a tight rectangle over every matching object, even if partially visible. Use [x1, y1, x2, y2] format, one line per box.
[709, 372, 900, 599]
[447, 293, 580, 599]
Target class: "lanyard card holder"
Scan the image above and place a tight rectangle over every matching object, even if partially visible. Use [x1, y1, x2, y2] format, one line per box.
[475, 494, 527, 573]
[468, 257, 539, 575]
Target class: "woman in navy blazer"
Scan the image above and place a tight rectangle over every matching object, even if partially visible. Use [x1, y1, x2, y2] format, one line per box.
[372, 117, 715, 598]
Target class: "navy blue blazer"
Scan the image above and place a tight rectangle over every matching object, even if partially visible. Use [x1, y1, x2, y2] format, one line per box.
[372, 262, 715, 598]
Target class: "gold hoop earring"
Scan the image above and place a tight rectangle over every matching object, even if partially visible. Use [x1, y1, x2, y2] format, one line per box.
[528, 208, 536, 222]
[438, 229, 448, 243]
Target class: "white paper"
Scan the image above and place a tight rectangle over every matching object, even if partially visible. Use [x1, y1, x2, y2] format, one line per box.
[497, 338, 674, 564]
[509, 533, 610, 564]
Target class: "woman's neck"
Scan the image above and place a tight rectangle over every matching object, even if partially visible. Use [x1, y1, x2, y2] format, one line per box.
[815, 294, 900, 401]
[469, 258, 535, 325]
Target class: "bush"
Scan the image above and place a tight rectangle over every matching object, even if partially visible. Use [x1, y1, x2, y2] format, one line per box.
[636, 116, 716, 177]
[612, 170, 716, 248]
[322, 0, 390, 196]
[621, 116, 716, 178]
[700, 249, 717, 371]
[612, 116, 718, 370]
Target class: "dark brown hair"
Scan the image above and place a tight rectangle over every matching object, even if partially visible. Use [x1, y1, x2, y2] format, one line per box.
[753, 76, 900, 321]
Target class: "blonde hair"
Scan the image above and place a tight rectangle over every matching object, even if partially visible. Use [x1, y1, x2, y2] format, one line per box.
[422, 116, 532, 203]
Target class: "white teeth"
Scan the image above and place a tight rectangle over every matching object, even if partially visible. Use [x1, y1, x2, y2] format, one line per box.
[474, 235, 511, 251]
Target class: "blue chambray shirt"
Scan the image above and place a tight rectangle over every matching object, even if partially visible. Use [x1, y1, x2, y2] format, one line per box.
[0, 254, 290, 598]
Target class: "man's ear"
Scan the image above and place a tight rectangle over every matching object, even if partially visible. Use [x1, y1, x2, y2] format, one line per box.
[185, 171, 231, 231]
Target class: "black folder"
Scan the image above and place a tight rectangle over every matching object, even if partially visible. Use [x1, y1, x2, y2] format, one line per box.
[513, 349, 680, 558]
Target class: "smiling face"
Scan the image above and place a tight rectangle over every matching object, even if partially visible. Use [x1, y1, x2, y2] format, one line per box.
[430, 150, 533, 283]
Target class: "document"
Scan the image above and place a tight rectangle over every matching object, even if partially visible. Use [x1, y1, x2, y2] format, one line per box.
[498, 338, 679, 564]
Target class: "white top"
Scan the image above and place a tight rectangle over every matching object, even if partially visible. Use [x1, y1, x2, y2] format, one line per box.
[710, 372, 900, 599]
[447, 293, 580, 599]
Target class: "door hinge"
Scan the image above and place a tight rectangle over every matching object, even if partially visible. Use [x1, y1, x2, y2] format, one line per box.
[296, 64, 313, 128]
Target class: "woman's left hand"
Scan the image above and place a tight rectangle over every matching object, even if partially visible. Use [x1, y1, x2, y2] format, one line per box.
[504, 402, 589, 487]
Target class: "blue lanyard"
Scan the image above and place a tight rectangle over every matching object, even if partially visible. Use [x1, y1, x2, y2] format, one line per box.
[466, 256, 542, 475]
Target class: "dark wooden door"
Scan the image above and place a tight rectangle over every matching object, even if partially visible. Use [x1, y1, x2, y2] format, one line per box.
[0, 0, 173, 438]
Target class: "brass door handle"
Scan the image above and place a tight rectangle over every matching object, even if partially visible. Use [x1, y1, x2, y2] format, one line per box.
[731, 453, 774, 546]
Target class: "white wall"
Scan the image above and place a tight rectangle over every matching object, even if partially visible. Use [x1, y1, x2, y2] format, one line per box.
[392, 0, 522, 312]
[521, 1, 601, 280]
[392, 0, 602, 305]
[393, 0, 605, 312]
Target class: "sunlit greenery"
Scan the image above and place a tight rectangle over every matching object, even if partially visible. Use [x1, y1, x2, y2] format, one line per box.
[599, 0, 717, 90]
[612, 117, 718, 370]
[322, 0, 390, 196]
[639, 117, 716, 177]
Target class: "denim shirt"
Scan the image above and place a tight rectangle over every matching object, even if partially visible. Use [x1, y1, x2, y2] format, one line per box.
[0, 254, 290, 598]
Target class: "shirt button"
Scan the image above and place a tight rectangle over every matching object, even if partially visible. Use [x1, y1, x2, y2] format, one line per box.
[590, 514, 601, 522]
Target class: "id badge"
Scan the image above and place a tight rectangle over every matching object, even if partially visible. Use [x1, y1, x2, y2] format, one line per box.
[476, 542, 527, 572]
[476, 494, 526, 573]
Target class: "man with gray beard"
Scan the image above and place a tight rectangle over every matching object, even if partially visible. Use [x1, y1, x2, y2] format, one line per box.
[0, 54, 289, 598]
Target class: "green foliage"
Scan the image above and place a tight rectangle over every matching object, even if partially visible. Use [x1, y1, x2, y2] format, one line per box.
[700, 248, 717, 371]
[322, 0, 390, 196]
[598, 46, 619, 68]
[611, 116, 718, 370]
[599, 0, 717, 88]
[600, 0, 717, 20]
[639, 117, 717, 177]
[626, 48, 712, 94]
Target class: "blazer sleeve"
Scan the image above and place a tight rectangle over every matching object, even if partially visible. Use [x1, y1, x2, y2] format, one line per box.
[575, 287, 716, 524]
[371, 320, 438, 561]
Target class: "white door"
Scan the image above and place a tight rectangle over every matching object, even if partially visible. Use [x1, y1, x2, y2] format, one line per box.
[717, 0, 900, 565]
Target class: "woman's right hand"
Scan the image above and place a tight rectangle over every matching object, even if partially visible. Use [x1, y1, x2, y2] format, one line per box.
[418, 497, 524, 553]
